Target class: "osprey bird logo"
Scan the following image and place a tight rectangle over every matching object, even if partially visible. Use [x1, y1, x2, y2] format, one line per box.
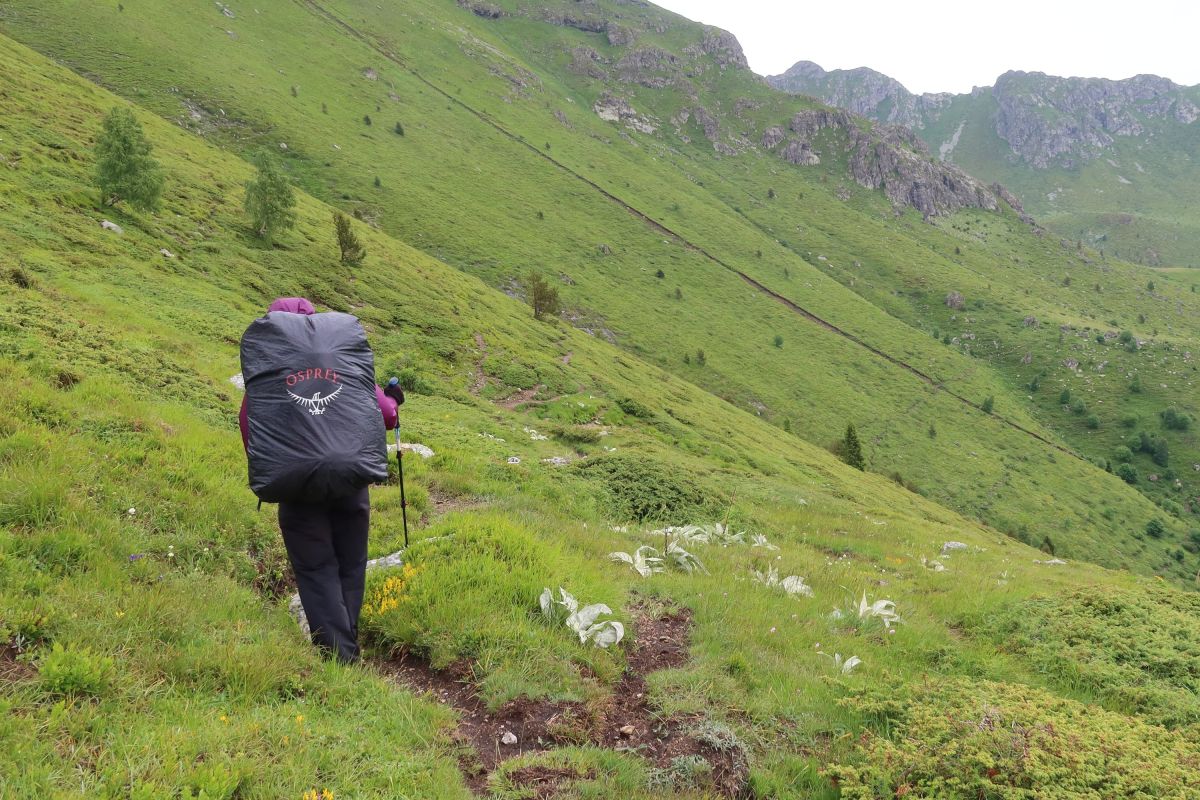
[289, 386, 342, 415]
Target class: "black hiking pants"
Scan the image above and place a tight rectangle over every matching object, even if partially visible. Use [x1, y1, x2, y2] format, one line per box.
[279, 487, 370, 664]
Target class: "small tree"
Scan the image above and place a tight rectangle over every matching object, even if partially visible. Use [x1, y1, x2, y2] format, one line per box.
[1146, 518, 1166, 539]
[774, 334, 784, 348]
[94, 106, 164, 210]
[1116, 463, 1138, 484]
[695, 349, 706, 366]
[333, 211, 366, 265]
[363, 114, 373, 126]
[394, 122, 405, 136]
[525, 271, 560, 321]
[244, 154, 296, 244]
[981, 395, 995, 414]
[841, 423, 865, 471]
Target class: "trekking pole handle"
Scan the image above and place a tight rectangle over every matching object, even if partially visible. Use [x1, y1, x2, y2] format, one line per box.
[384, 376, 405, 405]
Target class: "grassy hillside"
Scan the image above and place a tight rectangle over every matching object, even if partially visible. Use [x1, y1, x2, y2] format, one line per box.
[3, 7, 1200, 800]
[4, 0, 1198, 583]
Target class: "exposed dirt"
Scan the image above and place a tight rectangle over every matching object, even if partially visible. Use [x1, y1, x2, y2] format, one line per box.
[378, 603, 749, 798]
[497, 384, 545, 410]
[248, 543, 295, 600]
[377, 655, 589, 795]
[422, 490, 487, 523]
[0, 645, 36, 684]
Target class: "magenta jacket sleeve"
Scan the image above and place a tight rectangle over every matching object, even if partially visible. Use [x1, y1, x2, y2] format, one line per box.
[376, 385, 398, 430]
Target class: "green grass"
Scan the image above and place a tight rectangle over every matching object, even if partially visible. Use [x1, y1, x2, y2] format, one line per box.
[0, 5, 1199, 798]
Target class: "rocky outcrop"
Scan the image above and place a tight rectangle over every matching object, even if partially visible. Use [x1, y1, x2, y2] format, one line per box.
[593, 92, 657, 134]
[789, 108, 854, 138]
[769, 60, 1199, 171]
[691, 105, 720, 143]
[774, 109, 1004, 217]
[606, 25, 636, 46]
[845, 124, 997, 217]
[760, 126, 785, 149]
[699, 28, 748, 69]
[569, 46, 608, 79]
[992, 71, 1200, 168]
[617, 47, 682, 89]
[780, 139, 819, 165]
[456, 0, 503, 19]
[768, 61, 950, 129]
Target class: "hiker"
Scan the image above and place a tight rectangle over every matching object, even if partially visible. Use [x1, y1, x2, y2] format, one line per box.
[239, 297, 405, 663]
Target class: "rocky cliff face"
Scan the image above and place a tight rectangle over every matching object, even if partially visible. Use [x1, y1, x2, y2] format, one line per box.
[759, 109, 1008, 218]
[768, 61, 950, 130]
[768, 61, 1200, 170]
[992, 71, 1200, 168]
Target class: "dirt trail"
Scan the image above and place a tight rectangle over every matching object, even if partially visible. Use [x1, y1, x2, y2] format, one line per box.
[377, 604, 748, 798]
[293, 0, 1081, 464]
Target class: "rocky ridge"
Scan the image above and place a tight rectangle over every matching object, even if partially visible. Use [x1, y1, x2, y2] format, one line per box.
[760, 109, 1012, 218]
[768, 61, 1200, 170]
[470, 5, 1014, 218]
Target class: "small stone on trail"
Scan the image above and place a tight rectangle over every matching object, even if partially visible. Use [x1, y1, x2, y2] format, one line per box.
[501, 731, 518, 745]
[506, 456, 521, 464]
[941, 541, 968, 554]
[619, 724, 635, 737]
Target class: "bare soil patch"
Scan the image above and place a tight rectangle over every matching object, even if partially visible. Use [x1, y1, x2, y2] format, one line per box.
[0, 645, 36, 684]
[378, 603, 749, 797]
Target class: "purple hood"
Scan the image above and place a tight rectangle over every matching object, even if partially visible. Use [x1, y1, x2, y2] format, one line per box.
[268, 297, 316, 315]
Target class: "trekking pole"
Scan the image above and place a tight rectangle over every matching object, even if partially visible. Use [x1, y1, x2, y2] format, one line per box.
[386, 377, 409, 548]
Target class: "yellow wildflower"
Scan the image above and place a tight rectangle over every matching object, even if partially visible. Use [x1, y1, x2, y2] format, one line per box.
[219, 714, 229, 724]
[295, 714, 304, 725]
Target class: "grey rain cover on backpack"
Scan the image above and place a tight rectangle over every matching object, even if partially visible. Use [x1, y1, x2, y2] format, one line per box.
[240, 311, 388, 503]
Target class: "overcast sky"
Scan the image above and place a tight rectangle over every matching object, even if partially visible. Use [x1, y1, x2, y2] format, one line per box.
[655, 0, 1200, 94]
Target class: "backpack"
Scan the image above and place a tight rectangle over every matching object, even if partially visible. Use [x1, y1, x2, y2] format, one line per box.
[240, 311, 388, 503]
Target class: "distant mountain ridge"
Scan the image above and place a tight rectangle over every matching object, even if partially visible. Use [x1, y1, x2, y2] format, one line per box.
[768, 61, 1199, 169]
[769, 61, 1200, 265]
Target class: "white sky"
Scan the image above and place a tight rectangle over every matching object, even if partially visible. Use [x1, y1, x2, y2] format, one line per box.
[655, 0, 1200, 94]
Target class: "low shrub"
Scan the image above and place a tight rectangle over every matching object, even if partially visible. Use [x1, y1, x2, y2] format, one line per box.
[39, 642, 114, 697]
[972, 585, 1200, 728]
[829, 676, 1200, 797]
[573, 454, 719, 523]
[616, 396, 653, 419]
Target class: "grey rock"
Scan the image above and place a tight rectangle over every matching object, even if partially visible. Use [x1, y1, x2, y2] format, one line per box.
[456, 0, 503, 19]
[699, 28, 748, 70]
[100, 220, 123, 234]
[780, 139, 819, 165]
[760, 126, 785, 149]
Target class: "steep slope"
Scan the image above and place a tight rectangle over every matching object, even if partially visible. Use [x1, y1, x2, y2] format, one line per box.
[769, 61, 1200, 266]
[3, 0, 1196, 581]
[5, 22, 1200, 800]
